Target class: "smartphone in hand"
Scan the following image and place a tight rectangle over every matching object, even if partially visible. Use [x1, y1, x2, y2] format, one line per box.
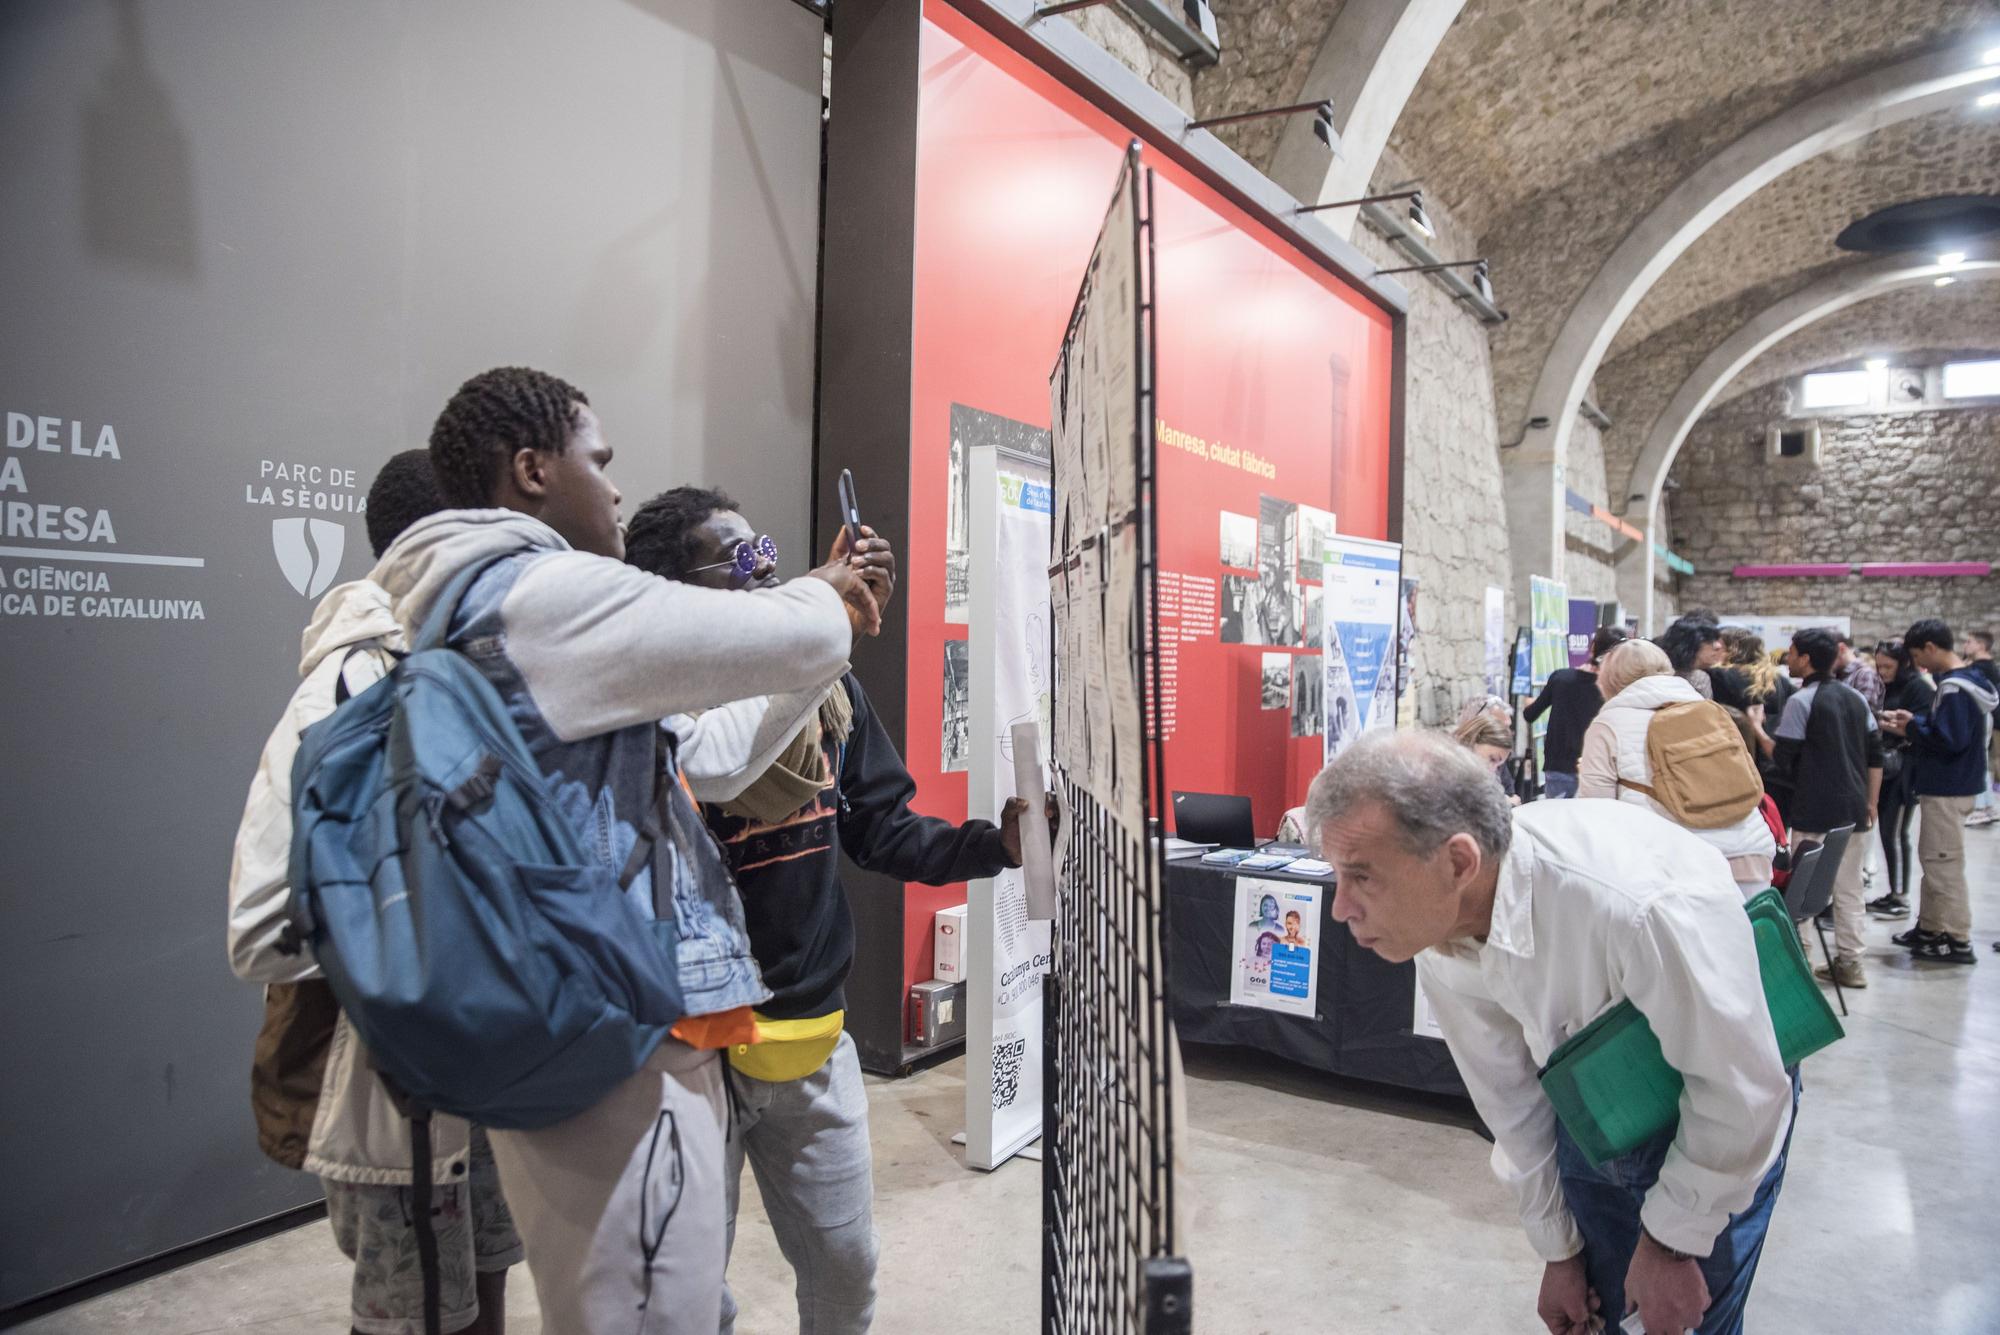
[838, 468, 863, 552]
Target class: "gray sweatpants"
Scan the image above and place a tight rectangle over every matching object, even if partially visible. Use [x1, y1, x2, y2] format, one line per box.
[720, 1030, 879, 1335]
[488, 1039, 728, 1335]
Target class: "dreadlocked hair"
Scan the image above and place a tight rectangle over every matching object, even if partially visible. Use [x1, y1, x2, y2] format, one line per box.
[428, 366, 589, 508]
[365, 449, 445, 557]
[624, 486, 741, 581]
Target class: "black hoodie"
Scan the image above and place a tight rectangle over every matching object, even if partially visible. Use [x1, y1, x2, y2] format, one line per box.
[701, 675, 1013, 1019]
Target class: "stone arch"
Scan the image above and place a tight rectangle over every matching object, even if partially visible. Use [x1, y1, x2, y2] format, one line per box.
[1616, 257, 2000, 630]
[1509, 46, 2000, 602]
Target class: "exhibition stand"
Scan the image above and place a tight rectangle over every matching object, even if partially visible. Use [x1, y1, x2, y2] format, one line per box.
[1162, 858, 1467, 1099]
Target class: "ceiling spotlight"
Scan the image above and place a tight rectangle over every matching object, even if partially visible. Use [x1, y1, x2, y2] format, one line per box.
[1187, 100, 1340, 157]
[1472, 257, 1494, 304]
[1865, 357, 1888, 371]
[1979, 91, 2000, 108]
[1938, 250, 1968, 267]
[1936, 275, 1958, 287]
[1406, 191, 1436, 241]
[1984, 45, 2000, 64]
[1298, 187, 1433, 241]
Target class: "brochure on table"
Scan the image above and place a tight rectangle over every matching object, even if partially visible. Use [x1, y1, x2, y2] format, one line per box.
[1320, 534, 1402, 765]
[1229, 877, 1322, 1018]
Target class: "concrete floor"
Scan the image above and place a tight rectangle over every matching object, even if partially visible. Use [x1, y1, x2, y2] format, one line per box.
[19, 820, 1999, 1334]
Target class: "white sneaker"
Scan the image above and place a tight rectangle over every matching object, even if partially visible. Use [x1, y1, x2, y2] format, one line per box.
[1966, 807, 1999, 828]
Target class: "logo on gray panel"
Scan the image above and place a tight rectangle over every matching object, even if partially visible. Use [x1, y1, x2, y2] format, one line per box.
[272, 517, 345, 598]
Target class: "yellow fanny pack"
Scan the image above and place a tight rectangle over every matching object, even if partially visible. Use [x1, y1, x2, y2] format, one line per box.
[726, 1009, 845, 1083]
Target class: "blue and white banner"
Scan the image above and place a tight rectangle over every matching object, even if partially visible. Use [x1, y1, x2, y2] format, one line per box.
[1320, 534, 1402, 763]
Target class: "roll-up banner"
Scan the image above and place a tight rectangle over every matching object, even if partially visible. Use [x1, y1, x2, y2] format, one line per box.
[964, 442, 1054, 1170]
[1320, 534, 1402, 764]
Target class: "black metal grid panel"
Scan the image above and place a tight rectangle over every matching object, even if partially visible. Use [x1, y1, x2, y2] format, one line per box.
[1042, 145, 1185, 1335]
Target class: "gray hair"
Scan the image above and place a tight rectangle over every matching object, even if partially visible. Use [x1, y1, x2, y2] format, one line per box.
[1304, 730, 1514, 859]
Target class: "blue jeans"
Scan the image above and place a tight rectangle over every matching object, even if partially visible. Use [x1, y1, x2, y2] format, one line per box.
[1554, 1070, 1800, 1335]
[1544, 771, 1579, 800]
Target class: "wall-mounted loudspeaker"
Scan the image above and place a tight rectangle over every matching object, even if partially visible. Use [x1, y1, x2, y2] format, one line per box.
[1765, 422, 1822, 465]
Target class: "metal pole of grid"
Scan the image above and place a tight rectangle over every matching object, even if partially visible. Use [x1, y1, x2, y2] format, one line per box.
[1041, 144, 1189, 1335]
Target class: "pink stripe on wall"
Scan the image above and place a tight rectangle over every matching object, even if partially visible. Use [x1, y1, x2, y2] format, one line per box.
[1733, 564, 1850, 578]
[1732, 562, 1993, 579]
[1859, 562, 1991, 578]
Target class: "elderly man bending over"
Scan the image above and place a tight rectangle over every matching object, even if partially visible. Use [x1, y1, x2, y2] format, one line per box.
[1309, 732, 1796, 1335]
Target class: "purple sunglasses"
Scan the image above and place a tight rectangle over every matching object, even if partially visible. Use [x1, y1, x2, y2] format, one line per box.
[691, 534, 779, 582]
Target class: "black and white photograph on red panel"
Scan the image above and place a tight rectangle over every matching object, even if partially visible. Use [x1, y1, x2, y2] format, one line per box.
[949, 403, 1051, 623]
[1218, 510, 1257, 570]
[1219, 574, 1257, 644]
[1253, 560, 1299, 646]
[1291, 655, 1324, 738]
[942, 637, 972, 773]
[1296, 505, 1336, 582]
[1304, 585, 1324, 649]
[1043, 143, 1186, 1335]
[1260, 653, 1292, 710]
[1257, 492, 1297, 577]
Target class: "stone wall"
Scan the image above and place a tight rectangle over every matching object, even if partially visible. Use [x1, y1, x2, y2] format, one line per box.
[1667, 383, 2000, 643]
[1563, 414, 1619, 603]
[1354, 169, 1512, 724]
[1068, 7, 1194, 113]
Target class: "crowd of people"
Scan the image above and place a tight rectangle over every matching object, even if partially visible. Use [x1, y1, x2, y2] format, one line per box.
[218, 369, 1994, 1335]
[1380, 605, 1995, 1332]
[227, 367, 1035, 1335]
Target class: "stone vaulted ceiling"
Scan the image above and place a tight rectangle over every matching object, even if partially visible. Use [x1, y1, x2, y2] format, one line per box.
[1190, 0, 2000, 438]
[1609, 109, 2000, 359]
[1710, 284, 2000, 408]
[1185, 0, 2000, 511]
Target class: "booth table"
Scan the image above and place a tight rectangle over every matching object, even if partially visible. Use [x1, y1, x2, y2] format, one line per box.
[1163, 856, 1469, 1099]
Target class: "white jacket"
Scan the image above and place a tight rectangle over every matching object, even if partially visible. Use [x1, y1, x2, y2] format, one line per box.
[228, 579, 471, 1183]
[1577, 673, 1775, 868]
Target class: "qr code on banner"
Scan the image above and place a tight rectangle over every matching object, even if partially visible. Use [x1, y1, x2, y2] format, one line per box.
[992, 1037, 1027, 1110]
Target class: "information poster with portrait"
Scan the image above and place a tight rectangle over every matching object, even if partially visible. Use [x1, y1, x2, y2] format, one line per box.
[1229, 877, 1322, 1017]
[1320, 533, 1402, 764]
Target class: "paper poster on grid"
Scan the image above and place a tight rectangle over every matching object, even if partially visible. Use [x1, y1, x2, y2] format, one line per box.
[1320, 535, 1402, 764]
[1230, 877, 1321, 1017]
[971, 467, 1053, 1165]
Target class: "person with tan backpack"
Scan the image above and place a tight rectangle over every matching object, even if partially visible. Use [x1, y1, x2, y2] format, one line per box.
[1577, 640, 1777, 895]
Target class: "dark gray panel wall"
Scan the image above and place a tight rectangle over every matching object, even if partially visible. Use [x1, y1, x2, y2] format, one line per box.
[0, 0, 822, 1307]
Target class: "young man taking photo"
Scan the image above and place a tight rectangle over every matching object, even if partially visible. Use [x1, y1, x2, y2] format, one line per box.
[377, 367, 881, 1332]
[623, 485, 1036, 1335]
[1880, 619, 1996, 965]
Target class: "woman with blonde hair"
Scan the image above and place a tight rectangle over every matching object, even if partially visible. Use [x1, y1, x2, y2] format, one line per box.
[1452, 713, 1521, 805]
[1580, 639, 1777, 894]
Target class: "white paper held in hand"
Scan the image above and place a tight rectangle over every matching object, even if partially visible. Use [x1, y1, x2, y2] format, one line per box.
[1012, 721, 1059, 920]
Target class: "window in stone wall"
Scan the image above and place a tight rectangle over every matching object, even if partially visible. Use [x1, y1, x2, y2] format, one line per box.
[1941, 358, 2000, 400]
[1798, 369, 1873, 409]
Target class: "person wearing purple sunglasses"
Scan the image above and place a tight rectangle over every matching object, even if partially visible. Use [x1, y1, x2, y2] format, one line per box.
[624, 486, 1034, 1335]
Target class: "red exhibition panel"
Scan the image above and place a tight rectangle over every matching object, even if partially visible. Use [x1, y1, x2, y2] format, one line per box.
[901, 1, 1396, 989]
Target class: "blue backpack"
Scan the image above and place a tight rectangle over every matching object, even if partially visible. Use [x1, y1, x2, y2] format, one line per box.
[282, 558, 684, 1132]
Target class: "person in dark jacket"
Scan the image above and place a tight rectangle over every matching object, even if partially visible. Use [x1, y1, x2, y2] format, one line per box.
[624, 486, 1033, 1335]
[1748, 628, 1883, 989]
[1863, 641, 1934, 919]
[1880, 620, 1997, 965]
[1964, 630, 2000, 830]
[1656, 615, 1724, 700]
[1523, 625, 1626, 798]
